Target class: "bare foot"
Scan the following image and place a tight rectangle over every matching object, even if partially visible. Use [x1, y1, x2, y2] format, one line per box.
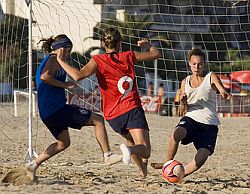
[151, 162, 164, 169]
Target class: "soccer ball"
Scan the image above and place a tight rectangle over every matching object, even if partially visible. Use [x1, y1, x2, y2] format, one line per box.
[162, 160, 185, 183]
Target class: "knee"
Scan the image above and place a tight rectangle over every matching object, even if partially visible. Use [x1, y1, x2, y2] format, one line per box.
[58, 140, 70, 151]
[172, 126, 187, 142]
[93, 114, 105, 126]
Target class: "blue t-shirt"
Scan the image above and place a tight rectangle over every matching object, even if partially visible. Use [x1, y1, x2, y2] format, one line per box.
[36, 54, 67, 120]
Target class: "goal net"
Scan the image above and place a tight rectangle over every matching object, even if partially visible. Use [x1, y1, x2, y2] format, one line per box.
[0, 0, 249, 178]
[32, 0, 250, 116]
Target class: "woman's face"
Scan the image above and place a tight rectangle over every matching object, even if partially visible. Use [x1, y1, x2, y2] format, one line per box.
[62, 46, 72, 59]
[189, 55, 205, 75]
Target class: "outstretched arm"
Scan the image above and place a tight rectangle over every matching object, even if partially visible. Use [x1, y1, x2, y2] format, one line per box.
[134, 39, 161, 62]
[57, 48, 97, 81]
[211, 73, 231, 100]
[41, 56, 76, 89]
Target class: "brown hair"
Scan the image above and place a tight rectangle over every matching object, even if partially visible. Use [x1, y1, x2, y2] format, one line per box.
[187, 48, 206, 62]
[38, 34, 69, 53]
[102, 28, 121, 49]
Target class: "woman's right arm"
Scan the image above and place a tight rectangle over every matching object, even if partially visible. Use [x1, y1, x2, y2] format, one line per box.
[57, 48, 97, 81]
[134, 39, 160, 62]
[178, 78, 187, 116]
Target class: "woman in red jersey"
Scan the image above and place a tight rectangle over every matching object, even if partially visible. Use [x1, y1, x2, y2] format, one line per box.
[57, 28, 160, 177]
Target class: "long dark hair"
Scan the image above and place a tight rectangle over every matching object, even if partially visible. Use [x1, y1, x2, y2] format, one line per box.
[102, 28, 122, 64]
[102, 28, 121, 50]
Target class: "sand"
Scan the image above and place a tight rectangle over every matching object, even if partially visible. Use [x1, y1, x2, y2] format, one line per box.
[0, 102, 249, 193]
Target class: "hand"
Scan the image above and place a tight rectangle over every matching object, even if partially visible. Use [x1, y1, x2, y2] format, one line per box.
[178, 104, 187, 116]
[179, 93, 187, 105]
[57, 48, 65, 62]
[137, 39, 151, 49]
[222, 91, 231, 100]
[65, 81, 77, 89]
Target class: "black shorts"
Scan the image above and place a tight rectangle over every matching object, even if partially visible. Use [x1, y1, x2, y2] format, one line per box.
[107, 107, 149, 136]
[43, 104, 92, 139]
[177, 116, 218, 155]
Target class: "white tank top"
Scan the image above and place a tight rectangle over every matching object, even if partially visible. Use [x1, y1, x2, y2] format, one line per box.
[185, 72, 220, 125]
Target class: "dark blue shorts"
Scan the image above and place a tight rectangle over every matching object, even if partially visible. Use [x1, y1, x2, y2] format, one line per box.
[177, 116, 218, 155]
[107, 107, 149, 136]
[43, 104, 92, 139]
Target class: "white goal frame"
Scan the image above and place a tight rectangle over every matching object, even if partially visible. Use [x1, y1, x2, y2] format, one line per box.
[13, 90, 37, 117]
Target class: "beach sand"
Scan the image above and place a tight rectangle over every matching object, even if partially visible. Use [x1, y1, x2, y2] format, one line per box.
[0, 103, 249, 193]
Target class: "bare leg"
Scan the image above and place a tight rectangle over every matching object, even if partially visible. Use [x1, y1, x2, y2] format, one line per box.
[86, 112, 122, 165]
[35, 130, 70, 165]
[151, 126, 187, 169]
[166, 126, 187, 160]
[124, 133, 147, 177]
[85, 113, 110, 153]
[184, 148, 210, 176]
[26, 130, 70, 179]
[124, 129, 151, 177]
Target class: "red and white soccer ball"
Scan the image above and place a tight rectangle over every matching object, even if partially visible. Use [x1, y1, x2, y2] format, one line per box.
[162, 160, 185, 183]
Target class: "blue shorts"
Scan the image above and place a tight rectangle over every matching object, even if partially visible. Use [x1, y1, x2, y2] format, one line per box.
[107, 107, 149, 136]
[177, 116, 218, 155]
[43, 104, 92, 139]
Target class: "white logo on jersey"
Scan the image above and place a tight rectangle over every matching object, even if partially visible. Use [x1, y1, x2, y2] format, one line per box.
[79, 108, 88, 115]
[117, 76, 133, 98]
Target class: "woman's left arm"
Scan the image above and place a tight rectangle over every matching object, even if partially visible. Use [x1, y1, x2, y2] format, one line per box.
[211, 73, 231, 100]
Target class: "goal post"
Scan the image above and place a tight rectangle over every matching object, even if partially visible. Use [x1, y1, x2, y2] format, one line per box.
[27, 0, 37, 162]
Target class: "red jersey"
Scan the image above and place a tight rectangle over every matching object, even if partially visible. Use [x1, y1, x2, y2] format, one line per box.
[93, 50, 142, 120]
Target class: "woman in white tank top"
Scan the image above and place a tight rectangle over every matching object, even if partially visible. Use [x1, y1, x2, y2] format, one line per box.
[151, 48, 230, 178]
